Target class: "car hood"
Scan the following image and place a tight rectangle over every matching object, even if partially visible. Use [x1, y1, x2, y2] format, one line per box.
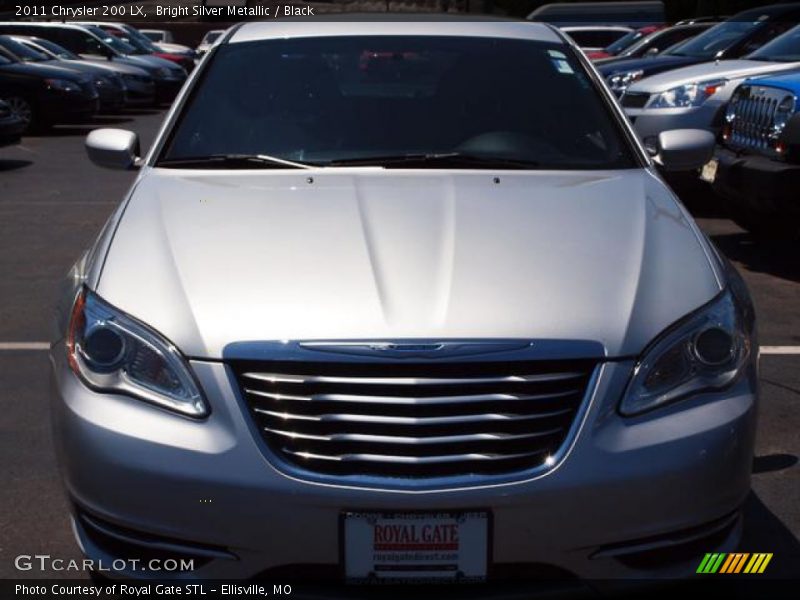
[628, 59, 800, 93]
[597, 54, 699, 77]
[157, 42, 193, 54]
[65, 58, 147, 77]
[97, 168, 721, 360]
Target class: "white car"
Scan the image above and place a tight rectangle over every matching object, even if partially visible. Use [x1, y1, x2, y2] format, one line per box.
[621, 24, 800, 150]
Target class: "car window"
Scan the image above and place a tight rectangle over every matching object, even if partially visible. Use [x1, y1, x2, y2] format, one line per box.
[630, 26, 705, 55]
[0, 36, 48, 62]
[745, 23, 800, 60]
[204, 31, 222, 44]
[160, 36, 637, 170]
[32, 38, 78, 60]
[667, 19, 762, 58]
[603, 29, 645, 54]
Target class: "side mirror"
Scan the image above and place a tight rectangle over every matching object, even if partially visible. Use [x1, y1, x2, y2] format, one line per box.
[644, 47, 659, 56]
[654, 129, 715, 171]
[86, 128, 141, 170]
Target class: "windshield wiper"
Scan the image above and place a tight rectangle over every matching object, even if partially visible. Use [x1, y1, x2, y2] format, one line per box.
[326, 152, 542, 169]
[157, 153, 315, 170]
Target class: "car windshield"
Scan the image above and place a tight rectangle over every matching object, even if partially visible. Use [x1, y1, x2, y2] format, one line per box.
[160, 36, 636, 170]
[31, 38, 79, 60]
[84, 26, 136, 54]
[666, 19, 760, 58]
[122, 26, 161, 53]
[0, 36, 47, 62]
[748, 24, 800, 62]
[604, 29, 646, 55]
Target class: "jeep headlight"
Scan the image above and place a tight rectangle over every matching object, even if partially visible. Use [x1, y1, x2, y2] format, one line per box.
[649, 80, 726, 109]
[773, 95, 796, 134]
[621, 290, 752, 416]
[66, 288, 208, 418]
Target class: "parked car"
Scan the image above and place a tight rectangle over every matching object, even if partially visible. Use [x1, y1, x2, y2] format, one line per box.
[528, 1, 665, 27]
[60, 19, 757, 582]
[0, 35, 124, 112]
[196, 29, 225, 57]
[82, 22, 195, 72]
[560, 25, 633, 51]
[0, 40, 98, 132]
[14, 36, 155, 107]
[707, 71, 800, 238]
[593, 22, 717, 63]
[621, 24, 800, 153]
[140, 29, 174, 44]
[598, 3, 800, 96]
[586, 25, 661, 60]
[0, 97, 25, 145]
[0, 23, 187, 104]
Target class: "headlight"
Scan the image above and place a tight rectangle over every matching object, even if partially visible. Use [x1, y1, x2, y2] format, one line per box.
[66, 288, 208, 418]
[649, 80, 726, 109]
[621, 289, 752, 416]
[773, 95, 795, 133]
[607, 70, 643, 94]
[45, 78, 80, 93]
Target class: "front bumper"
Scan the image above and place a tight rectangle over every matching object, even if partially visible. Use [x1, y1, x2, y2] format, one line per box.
[625, 103, 724, 146]
[712, 146, 800, 219]
[46, 91, 99, 123]
[50, 348, 757, 581]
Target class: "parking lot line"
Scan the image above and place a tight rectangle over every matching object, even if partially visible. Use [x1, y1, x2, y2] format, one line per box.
[1, 342, 800, 354]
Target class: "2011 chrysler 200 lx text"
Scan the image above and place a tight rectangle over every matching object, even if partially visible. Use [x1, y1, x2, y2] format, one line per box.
[51, 19, 758, 582]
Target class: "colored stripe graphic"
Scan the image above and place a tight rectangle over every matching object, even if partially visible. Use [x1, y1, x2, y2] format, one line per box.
[744, 553, 774, 574]
[697, 554, 713, 574]
[719, 554, 736, 573]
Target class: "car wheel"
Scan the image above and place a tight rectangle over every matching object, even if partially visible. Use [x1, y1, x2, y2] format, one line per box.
[4, 96, 36, 133]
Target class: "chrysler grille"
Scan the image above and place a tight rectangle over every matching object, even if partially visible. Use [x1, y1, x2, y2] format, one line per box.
[232, 359, 596, 478]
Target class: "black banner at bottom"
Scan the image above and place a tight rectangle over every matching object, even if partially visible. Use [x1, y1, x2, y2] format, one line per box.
[4, 578, 800, 600]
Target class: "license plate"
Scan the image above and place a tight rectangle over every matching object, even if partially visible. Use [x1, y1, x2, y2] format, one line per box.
[343, 511, 489, 583]
[700, 158, 718, 183]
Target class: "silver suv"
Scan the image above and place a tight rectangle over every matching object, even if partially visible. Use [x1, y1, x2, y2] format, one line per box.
[54, 19, 757, 583]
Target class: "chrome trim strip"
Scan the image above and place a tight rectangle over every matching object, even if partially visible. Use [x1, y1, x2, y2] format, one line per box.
[254, 407, 572, 424]
[244, 388, 580, 405]
[264, 427, 563, 445]
[242, 371, 585, 386]
[282, 448, 544, 464]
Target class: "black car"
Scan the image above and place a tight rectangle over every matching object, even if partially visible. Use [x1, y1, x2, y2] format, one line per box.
[0, 38, 98, 132]
[0, 35, 124, 112]
[0, 98, 25, 145]
[598, 3, 800, 96]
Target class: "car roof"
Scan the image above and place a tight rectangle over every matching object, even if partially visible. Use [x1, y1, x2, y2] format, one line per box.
[229, 16, 563, 45]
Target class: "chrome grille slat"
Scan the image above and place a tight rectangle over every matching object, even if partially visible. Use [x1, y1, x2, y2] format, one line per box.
[728, 85, 796, 155]
[245, 388, 581, 405]
[283, 449, 546, 464]
[241, 371, 585, 386]
[233, 358, 595, 478]
[265, 427, 563, 444]
[255, 408, 573, 424]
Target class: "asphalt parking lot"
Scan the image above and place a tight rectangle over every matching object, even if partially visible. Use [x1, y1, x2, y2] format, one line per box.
[0, 110, 798, 582]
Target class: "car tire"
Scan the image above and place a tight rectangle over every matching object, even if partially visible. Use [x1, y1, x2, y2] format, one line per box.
[4, 96, 37, 134]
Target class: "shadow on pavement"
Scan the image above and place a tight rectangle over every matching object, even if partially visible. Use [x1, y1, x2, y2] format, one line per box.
[0, 158, 32, 171]
[709, 232, 800, 284]
[753, 454, 799, 475]
[740, 492, 800, 579]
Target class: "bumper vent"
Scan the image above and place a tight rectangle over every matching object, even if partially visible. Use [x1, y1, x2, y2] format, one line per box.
[231, 359, 595, 479]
